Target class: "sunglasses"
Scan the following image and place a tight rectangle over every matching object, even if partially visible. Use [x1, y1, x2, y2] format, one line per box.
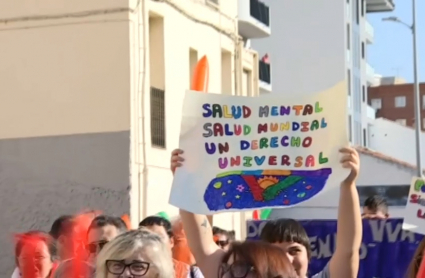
[86, 240, 108, 254]
[106, 260, 150, 276]
[215, 240, 229, 247]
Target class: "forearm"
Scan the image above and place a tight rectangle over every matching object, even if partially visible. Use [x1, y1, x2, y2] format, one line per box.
[179, 209, 216, 261]
[336, 181, 362, 253]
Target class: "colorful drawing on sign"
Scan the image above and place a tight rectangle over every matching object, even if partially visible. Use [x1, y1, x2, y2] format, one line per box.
[204, 168, 331, 210]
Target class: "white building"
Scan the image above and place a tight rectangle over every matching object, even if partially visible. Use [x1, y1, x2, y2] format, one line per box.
[250, 0, 394, 146]
[0, 0, 270, 273]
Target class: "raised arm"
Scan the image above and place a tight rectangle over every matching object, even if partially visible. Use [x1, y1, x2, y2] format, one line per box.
[329, 147, 362, 278]
[171, 149, 224, 277]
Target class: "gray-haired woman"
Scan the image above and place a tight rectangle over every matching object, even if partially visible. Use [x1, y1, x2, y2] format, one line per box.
[96, 228, 174, 278]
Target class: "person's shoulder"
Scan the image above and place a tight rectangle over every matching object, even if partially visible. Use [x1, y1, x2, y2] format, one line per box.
[54, 259, 94, 278]
[311, 263, 330, 278]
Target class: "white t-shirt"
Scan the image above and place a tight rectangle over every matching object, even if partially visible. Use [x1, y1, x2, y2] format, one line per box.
[11, 267, 20, 278]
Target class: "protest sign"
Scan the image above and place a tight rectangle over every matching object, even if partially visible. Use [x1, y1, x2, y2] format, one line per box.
[247, 219, 422, 278]
[403, 177, 425, 235]
[170, 83, 349, 214]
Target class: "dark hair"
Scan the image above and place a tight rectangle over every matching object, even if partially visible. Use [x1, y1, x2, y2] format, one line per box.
[260, 219, 311, 259]
[15, 231, 57, 266]
[407, 237, 425, 278]
[139, 216, 173, 238]
[87, 215, 128, 235]
[363, 195, 388, 214]
[220, 241, 297, 278]
[49, 215, 73, 239]
[213, 226, 235, 241]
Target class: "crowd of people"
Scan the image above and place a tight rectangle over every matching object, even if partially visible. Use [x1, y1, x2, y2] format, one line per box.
[10, 147, 424, 278]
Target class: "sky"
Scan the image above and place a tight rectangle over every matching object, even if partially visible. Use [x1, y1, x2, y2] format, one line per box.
[368, 0, 425, 82]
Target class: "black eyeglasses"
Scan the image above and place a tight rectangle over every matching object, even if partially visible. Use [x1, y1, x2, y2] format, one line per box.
[87, 240, 108, 254]
[215, 240, 229, 248]
[106, 260, 150, 276]
[220, 262, 254, 278]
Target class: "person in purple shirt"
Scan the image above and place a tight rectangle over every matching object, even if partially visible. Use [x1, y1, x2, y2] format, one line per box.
[260, 147, 362, 278]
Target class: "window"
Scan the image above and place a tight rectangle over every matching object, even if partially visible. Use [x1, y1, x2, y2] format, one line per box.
[395, 96, 406, 107]
[371, 98, 381, 109]
[363, 128, 367, 147]
[189, 48, 198, 88]
[150, 87, 166, 148]
[362, 85, 366, 102]
[347, 69, 351, 96]
[361, 42, 365, 59]
[347, 24, 350, 50]
[395, 119, 406, 126]
[422, 95, 425, 109]
[221, 50, 232, 94]
[355, 0, 360, 24]
[242, 69, 252, 96]
[348, 115, 352, 142]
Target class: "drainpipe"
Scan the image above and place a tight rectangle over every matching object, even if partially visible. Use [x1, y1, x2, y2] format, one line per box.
[139, 0, 149, 220]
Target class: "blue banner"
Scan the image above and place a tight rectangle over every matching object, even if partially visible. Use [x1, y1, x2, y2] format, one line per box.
[246, 219, 423, 278]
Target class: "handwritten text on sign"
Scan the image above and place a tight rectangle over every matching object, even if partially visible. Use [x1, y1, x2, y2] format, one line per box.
[202, 103, 330, 169]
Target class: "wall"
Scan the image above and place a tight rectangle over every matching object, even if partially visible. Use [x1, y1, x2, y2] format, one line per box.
[368, 83, 425, 130]
[141, 0, 258, 238]
[269, 152, 415, 220]
[369, 118, 425, 168]
[0, 0, 132, 274]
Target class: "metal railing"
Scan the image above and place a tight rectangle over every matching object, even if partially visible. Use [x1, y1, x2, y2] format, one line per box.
[365, 20, 374, 38]
[250, 0, 270, 27]
[150, 87, 166, 148]
[259, 60, 271, 84]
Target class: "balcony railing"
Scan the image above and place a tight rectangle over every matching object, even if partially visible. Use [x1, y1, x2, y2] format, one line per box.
[250, 0, 270, 27]
[366, 63, 375, 77]
[367, 105, 376, 119]
[259, 60, 271, 84]
[365, 20, 374, 39]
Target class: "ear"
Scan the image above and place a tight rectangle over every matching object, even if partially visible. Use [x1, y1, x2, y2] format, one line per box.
[57, 235, 66, 246]
[170, 236, 175, 248]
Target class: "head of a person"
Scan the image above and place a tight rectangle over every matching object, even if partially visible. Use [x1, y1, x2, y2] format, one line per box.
[87, 215, 128, 263]
[213, 226, 231, 251]
[15, 231, 57, 278]
[407, 237, 425, 278]
[260, 219, 311, 277]
[49, 215, 73, 260]
[362, 195, 389, 219]
[95, 228, 174, 278]
[139, 216, 174, 250]
[220, 240, 297, 278]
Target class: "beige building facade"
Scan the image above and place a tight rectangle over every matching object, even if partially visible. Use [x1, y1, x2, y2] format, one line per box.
[0, 0, 270, 273]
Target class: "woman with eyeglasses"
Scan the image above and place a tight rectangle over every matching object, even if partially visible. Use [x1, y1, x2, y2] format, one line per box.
[95, 228, 174, 278]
